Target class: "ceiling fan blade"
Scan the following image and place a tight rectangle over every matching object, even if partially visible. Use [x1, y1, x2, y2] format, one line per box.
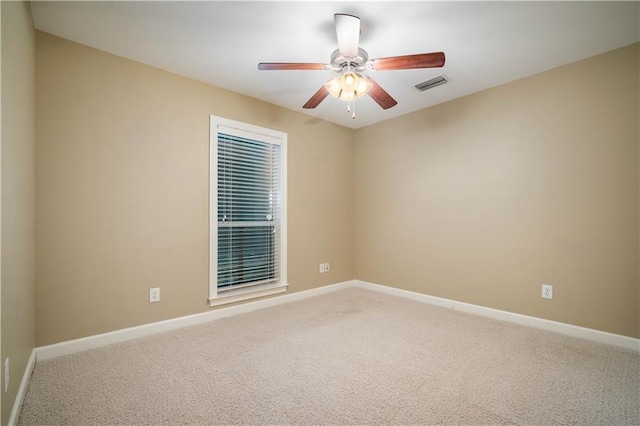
[258, 63, 327, 71]
[367, 79, 397, 110]
[334, 13, 360, 58]
[303, 86, 330, 109]
[370, 52, 446, 71]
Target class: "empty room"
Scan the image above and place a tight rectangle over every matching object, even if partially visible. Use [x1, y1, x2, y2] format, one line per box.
[1, 1, 639, 425]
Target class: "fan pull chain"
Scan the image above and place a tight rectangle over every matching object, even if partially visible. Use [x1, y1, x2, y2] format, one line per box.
[345, 101, 356, 119]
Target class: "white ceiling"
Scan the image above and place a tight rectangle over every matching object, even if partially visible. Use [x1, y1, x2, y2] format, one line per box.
[31, 1, 640, 129]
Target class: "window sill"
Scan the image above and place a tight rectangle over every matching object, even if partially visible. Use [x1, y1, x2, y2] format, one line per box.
[208, 282, 288, 307]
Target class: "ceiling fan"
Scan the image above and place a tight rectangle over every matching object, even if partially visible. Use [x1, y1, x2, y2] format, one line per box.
[258, 13, 445, 117]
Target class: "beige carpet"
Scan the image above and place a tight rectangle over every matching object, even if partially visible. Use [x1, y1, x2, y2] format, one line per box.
[18, 288, 639, 425]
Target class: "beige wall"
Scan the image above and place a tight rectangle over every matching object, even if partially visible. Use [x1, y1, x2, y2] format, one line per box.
[35, 29, 639, 346]
[355, 43, 640, 338]
[35, 32, 354, 346]
[1, 2, 3, 416]
[1, 2, 36, 424]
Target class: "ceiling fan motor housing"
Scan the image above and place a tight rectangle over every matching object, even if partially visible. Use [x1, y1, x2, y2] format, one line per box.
[330, 48, 370, 74]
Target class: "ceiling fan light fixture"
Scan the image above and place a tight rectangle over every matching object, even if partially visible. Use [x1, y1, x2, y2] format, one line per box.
[325, 72, 373, 102]
[259, 14, 444, 114]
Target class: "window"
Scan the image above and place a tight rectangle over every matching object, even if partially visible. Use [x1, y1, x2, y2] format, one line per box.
[209, 116, 287, 306]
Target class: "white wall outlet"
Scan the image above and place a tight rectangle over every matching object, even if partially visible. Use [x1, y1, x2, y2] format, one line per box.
[542, 284, 553, 300]
[319, 263, 325, 273]
[150, 287, 160, 303]
[324, 263, 330, 272]
[4, 358, 9, 392]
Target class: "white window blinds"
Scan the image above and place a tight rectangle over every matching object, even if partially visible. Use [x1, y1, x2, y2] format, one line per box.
[217, 130, 281, 290]
[209, 117, 287, 306]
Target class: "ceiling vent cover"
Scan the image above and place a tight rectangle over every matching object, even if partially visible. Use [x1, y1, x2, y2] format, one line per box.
[415, 75, 448, 91]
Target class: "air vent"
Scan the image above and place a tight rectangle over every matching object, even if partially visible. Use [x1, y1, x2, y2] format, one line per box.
[415, 75, 448, 91]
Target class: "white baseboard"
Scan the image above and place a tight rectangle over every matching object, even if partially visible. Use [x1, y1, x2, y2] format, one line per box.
[37, 280, 354, 361]
[354, 280, 640, 352]
[8, 348, 36, 426]
[36, 278, 639, 361]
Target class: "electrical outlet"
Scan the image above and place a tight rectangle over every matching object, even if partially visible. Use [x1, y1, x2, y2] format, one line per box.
[319, 263, 325, 273]
[542, 284, 553, 300]
[324, 263, 330, 272]
[150, 287, 160, 303]
[4, 358, 9, 392]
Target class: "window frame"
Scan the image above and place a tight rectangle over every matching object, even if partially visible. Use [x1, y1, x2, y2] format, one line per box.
[209, 115, 288, 307]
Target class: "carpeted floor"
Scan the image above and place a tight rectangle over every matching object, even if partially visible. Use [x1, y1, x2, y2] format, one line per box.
[18, 287, 640, 425]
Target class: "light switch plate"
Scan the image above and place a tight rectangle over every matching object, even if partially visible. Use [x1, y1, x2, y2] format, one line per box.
[4, 358, 9, 393]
